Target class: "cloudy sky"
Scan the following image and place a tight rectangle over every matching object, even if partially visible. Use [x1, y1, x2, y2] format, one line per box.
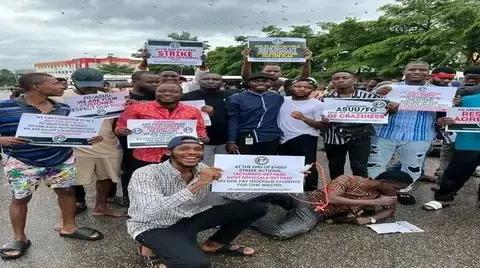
[0, 0, 395, 70]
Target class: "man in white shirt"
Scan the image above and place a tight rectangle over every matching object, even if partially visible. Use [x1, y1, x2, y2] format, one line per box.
[277, 77, 326, 191]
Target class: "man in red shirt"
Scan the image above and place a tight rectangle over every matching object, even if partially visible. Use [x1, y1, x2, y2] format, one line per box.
[115, 83, 209, 171]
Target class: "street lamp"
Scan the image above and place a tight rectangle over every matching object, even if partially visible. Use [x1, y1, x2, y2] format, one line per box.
[83, 52, 102, 68]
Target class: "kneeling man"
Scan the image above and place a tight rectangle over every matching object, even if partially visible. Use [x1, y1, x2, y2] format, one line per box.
[127, 136, 267, 268]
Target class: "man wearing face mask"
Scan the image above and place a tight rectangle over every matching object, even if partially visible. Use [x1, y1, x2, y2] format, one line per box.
[226, 72, 284, 155]
[62, 68, 126, 217]
[181, 73, 235, 166]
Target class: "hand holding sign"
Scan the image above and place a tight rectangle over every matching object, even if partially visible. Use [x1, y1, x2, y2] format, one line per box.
[386, 101, 400, 114]
[304, 47, 312, 61]
[201, 105, 214, 116]
[437, 117, 455, 126]
[241, 47, 251, 59]
[198, 167, 223, 185]
[375, 86, 392, 96]
[453, 96, 462, 106]
[115, 127, 132, 136]
[88, 135, 104, 144]
[0, 137, 31, 146]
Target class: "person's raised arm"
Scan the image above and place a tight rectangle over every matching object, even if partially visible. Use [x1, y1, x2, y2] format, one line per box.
[240, 47, 252, 81]
[300, 48, 312, 77]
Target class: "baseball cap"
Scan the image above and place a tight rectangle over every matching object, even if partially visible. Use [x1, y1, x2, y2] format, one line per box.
[248, 72, 274, 81]
[167, 136, 204, 150]
[72, 68, 104, 88]
[291, 77, 318, 88]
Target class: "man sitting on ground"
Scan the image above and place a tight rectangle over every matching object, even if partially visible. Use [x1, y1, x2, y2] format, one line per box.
[127, 136, 268, 268]
[251, 171, 412, 239]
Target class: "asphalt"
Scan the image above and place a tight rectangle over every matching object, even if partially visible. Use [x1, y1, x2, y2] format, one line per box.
[1, 150, 480, 268]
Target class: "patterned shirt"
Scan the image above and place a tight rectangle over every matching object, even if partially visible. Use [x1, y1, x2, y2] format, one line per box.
[116, 102, 208, 163]
[323, 89, 381, 145]
[374, 82, 436, 141]
[0, 97, 73, 167]
[127, 161, 264, 238]
[310, 175, 389, 218]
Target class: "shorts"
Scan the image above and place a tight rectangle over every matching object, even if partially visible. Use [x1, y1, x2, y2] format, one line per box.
[75, 157, 122, 185]
[5, 154, 76, 200]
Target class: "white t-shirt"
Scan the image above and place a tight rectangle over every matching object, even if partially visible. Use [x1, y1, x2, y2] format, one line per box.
[278, 97, 324, 144]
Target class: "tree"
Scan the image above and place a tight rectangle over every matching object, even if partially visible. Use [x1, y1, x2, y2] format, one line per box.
[0, 69, 17, 87]
[98, 63, 134, 75]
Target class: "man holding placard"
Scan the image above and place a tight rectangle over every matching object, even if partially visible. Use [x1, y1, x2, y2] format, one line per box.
[115, 83, 208, 171]
[61, 68, 126, 218]
[127, 136, 267, 267]
[369, 62, 455, 193]
[0, 73, 104, 260]
[181, 72, 235, 166]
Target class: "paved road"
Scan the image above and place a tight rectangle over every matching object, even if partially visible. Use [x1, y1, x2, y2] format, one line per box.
[1, 153, 479, 268]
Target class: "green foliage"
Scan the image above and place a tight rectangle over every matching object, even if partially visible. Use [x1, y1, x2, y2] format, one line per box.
[0, 69, 17, 87]
[98, 63, 134, 75]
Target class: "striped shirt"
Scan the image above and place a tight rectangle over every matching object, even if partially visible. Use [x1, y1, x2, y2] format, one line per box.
[374, 82, 436, 141]
[0, 97, 73, 167]
[127, 161, 264, 238]
[323, 89, 381, 145]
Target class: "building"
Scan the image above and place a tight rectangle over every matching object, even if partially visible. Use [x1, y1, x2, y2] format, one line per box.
[34, 57, 142, 79]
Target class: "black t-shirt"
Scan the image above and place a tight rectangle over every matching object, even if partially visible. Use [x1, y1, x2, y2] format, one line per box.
[181, 89, 236, 145]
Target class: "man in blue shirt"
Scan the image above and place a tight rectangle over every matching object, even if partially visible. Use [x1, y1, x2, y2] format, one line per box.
[0, 73, 104, 260]
[368, 61, 437, 203]
[226, 72, 284, 155]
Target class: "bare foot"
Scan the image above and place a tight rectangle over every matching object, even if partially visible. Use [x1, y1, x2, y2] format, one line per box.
[200, 241, 255, 256]
[92, 208, 127, 217]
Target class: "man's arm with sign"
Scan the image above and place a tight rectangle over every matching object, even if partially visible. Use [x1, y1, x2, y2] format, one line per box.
[291, 111, 326, 129]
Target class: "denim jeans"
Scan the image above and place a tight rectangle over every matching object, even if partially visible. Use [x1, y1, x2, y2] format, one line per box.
[368, 136, 431, 181]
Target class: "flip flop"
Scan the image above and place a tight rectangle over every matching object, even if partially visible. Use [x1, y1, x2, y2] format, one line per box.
[422, 201, 450, 211]
[60, 227, 104, 241]
[137, 246, 165, 267]
[207, 244, 255, 256]
[0, 240, 31, 260]
[397, 193, 416, 205]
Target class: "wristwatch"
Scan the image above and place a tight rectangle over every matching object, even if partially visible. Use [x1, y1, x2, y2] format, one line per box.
[369, 217, 377, 224]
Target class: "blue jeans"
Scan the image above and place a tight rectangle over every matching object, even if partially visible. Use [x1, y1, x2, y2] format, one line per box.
[368, 136, 431, 181]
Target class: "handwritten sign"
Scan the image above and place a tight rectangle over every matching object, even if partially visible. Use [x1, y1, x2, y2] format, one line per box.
[15, 114, 102, 147]
[127, 119, 198, 148]
[322, 98, 389, 124]
[211, 155, 305, 193]
[248, 37, 306, 63]
[386, 85, 456, 112]
[64, 92, 129, 119]
[180, 100, 211, 126]
[147, 39, 204, 65]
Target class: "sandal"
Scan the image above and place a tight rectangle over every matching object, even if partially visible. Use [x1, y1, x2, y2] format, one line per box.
[422, 201, 451, 211]
[137, 246, 165, 268]
[0, 240, 31, 260]
[207, 244, 255, 256]
[397, 193, 416, 205]
[60, 227, 104, 241]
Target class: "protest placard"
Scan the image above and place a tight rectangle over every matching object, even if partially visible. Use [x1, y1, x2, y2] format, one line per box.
[445, 107, 480, 132]
[147, 39, 204, 65]
[180, 100, 212, 126]
[127, 119, 198, 148]
[247, 37, 306, 63]
[322, 98, 389, 124]
[386, 85, 456, 112]
[64, 92, 129, 119]
[15, 114, 102, 147]
[211, 155, 305, 193]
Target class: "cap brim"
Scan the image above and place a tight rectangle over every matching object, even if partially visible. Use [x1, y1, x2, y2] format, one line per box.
[74, 80, 105, 88]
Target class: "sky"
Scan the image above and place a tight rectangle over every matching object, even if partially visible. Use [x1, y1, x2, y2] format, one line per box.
[0, 0, 395, 70]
